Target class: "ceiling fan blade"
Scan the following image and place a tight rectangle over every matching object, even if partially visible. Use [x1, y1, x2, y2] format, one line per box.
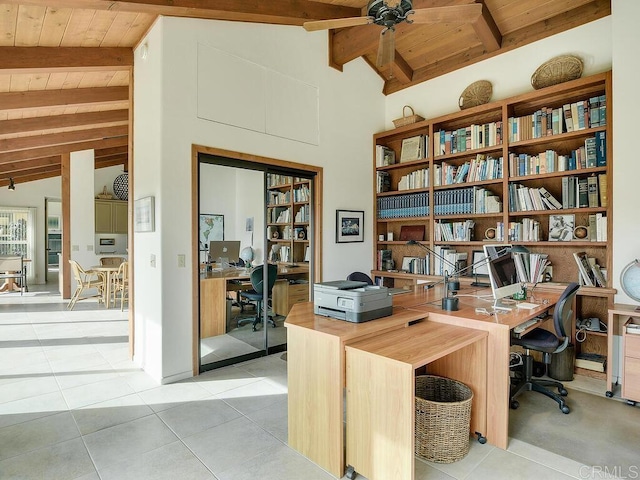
[376, 29, 395, 69]
[386, 0, 401, 7]
[303, 16, 372, 31]
[410, 4, 483, 24]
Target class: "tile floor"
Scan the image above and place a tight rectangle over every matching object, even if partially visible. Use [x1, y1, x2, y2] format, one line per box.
[0, 282, 598, 479]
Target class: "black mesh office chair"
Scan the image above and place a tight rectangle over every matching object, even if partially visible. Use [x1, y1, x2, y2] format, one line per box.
[510, 282, 580, 414]
[239, 264, 278, 332]
[346, 271, 374, 285]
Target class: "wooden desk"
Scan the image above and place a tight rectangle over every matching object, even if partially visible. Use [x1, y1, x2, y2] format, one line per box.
[607, 303, 640, 398]
[285, 303, 428, 479]
[394, 284, 559, 449]
[285, 285, 560, 478]
[200, 264, 308, 338]
[346, 321, 488, 480]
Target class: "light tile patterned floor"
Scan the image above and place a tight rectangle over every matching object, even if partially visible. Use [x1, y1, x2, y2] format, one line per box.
[0, 283, 593, 479]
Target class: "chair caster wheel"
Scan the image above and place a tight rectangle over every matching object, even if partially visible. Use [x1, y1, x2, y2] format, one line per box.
[252, 327, 257, 332]
[475, 431, 487, 444]
[626, 400, 637, 406]
[560, 405, 570, 414]
[345, 465, 357, 479]
[559, 388, 568, 396]
[510, 400, 519, 410]
[606, 390, 614, 398]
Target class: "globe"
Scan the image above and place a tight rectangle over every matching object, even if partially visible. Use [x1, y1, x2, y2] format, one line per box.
[621, 260, 640, 302]
[240, 247, 254, 267]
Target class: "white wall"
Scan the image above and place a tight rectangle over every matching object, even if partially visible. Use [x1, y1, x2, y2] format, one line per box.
[70, 150, 97, 278]
[134, 17, 384, 382]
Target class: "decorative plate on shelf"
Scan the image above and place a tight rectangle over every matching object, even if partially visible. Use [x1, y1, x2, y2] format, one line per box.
[621, 260, 640, 302]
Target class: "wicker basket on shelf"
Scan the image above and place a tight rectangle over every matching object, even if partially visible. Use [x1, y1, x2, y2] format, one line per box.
[415, 375, 473, 463]
[458, 80, 492, 110]
[393, 105, 425, 128]
[531, 55, 583, 90]
[96, 186, 113, 200]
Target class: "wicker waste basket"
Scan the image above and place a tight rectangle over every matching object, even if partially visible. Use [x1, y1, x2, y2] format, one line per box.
[415, 375, 473, 463]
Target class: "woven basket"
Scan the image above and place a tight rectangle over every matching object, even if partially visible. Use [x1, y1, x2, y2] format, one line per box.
[415, 375, 473, 463]
[531, 55, 583, 90]
[393, 105, 425, 128]
[458, 80, 492, 110]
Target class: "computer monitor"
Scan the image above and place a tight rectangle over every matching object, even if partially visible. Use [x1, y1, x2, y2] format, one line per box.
[483, 245, 523, 311]
[209, 241, 241, 266]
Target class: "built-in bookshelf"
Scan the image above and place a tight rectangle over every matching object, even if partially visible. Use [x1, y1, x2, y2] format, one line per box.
[372, 72, 614, 380]
[266, 174, 310, 264]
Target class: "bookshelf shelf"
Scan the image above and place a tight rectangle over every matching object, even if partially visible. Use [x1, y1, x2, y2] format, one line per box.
[373, 72, 614, 379]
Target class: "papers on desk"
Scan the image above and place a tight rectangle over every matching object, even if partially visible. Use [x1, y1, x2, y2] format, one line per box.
[516, 302, 539, 310]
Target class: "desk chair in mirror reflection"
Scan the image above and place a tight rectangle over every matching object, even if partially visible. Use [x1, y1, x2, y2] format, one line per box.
[238, 264, 278, 331]
[509, 282, 580, 414]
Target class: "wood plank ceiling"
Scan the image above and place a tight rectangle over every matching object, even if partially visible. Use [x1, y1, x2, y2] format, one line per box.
[0, 0, 610, 188]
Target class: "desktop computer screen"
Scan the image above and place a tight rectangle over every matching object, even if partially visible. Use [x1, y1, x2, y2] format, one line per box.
[209, 241, 241, 266]
[482, 244, 523, 310]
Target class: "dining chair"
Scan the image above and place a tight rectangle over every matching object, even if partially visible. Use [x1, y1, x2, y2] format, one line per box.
[112, 261, 129, 310]
[0, 255, 26, 295]
[100, 257, 125, 267]
[68, 260, 105, 310]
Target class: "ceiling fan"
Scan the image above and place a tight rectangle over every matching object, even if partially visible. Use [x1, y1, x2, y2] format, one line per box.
[303, 0, 482, 74]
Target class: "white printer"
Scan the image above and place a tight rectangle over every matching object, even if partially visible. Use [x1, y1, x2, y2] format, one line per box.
[313, 280, 393, 323]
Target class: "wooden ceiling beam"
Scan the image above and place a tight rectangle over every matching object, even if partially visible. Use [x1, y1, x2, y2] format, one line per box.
[0, 169, 61, 187]
[0, 125, 128, 153]
[331, 24, 381, 69]
[0, 47, 132, 74]
[95, 145, 129, 159]
[391, 52, 413, 84]
[473, 1, 501, 52]
[0, 155, 60, 176]
[1, 163, 60, 179]
[0, 87, 129, 111]
[0, 136, 128, 165]
[4, 0, 360, 25]
[0, 110, 129, 136]
[96, 154, 128, 169]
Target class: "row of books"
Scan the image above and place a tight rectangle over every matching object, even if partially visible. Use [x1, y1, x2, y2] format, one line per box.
[508, 132, 606, 177]
[376, 171, 391, 193]
[295, 204, 309, 223]
[434, 187, 502, 215]
[432, 246, 467, 276]
[268, 190, 291, 205]
[513, 252, 550, 283]
[398, 168, 429, 191]
[508, 184, 562, 212]
[377, 249, 393, 271]
[376, 192, 429, 219]
[375, 145, 396, 167]
[293, 184, 310, 202]
[267, 174, 292, 188]
[434, 155, 503, 186]
[507, 218, 542, 242]
[573, 251, 607, 287]
[561, 175, 605, 209]
[403, 256, 429, 275]
[433, 220, 475, 242]
[268, 206, 290, 223]
[507, 95, 606, 142]
[434, 121, 503, 157]
[588, 213, 608, 242]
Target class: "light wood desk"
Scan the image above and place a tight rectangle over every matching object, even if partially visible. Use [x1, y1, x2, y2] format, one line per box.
[285, 285, 560, 478]
[394, 285, 560, 450]
[200, 264, 308, 338]
[346, 321, 488, 480]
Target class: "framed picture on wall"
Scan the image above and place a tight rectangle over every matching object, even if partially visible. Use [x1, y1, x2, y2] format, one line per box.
[336, 210, 364, 243]
[199, 213, 224, 250]
[134, 196, 155, 232]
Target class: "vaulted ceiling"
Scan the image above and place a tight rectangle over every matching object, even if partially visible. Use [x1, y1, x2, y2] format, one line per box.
[0, 0, 611, 188]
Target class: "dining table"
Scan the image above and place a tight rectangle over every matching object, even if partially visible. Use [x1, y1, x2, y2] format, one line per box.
[91, 264, 120, 308]
[0, 258, 31, 293]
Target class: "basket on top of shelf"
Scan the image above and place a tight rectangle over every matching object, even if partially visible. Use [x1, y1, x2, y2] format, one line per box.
[393, 105, 425, 128]
[96, 186, 114, 200]
[531, 55, 583, 90]
[458, 80, 492, 110]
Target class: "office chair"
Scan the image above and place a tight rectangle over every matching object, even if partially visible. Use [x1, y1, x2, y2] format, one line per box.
[510, 282, 579, 414]
[346, 271, 374, 285]
[238, 264, 278, 331]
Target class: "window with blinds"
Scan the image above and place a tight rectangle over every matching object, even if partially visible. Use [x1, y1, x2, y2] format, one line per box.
[0, 207, 36, 281]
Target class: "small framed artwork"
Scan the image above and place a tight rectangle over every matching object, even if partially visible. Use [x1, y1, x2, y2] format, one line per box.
[548, 214, 575, 241]
[199, 213, 224, 249]
[134, 196, 155, 232]
[336, 210, 364, 243]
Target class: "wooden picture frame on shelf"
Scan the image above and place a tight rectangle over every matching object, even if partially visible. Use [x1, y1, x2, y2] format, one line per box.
[336, 210, 364, 243]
